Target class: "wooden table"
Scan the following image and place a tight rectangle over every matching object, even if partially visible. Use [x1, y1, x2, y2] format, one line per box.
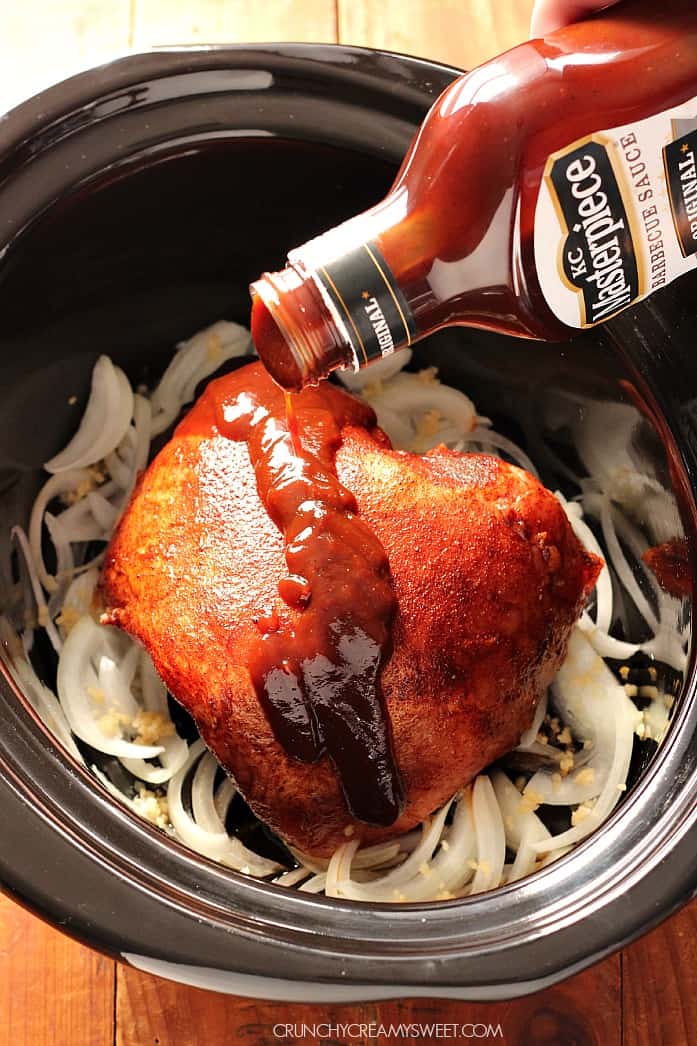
[1, 2, 695, 1043]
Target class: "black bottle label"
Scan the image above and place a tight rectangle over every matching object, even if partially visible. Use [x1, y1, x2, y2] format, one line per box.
[303, 241, 415, 365]
[664, 127, 697, 258]
[535, 96, 697, 328]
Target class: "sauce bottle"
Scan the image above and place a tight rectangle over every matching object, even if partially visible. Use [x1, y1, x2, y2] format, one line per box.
[250, 0, 697, 391]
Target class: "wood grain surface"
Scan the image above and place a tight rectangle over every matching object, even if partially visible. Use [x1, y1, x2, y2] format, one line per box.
[0, 1, 695, 1045]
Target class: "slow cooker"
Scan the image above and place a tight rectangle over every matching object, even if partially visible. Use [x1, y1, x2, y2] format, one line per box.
[0, 45, 695, 1001]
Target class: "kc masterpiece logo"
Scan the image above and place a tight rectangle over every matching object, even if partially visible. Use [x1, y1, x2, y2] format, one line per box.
[664, 126, 697, 257]
[547, 140, 640, 326]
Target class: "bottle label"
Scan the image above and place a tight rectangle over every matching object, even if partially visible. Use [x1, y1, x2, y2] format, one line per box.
[294, 240, 416, 366]
[535, 95, 697, 329]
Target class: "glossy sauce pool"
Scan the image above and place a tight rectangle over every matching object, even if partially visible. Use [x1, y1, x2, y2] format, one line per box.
[215, 371, 404, 825]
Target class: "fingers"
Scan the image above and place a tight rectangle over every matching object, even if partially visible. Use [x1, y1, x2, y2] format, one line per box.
[530, 0, 622, 37]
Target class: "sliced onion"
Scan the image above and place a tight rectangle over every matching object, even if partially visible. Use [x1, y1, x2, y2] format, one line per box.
[517, 690, 548, 750]
[274, 866, 314, 888]
[557, 491, 613, 634]
[295, 834, 417, 875]
[214, 777, 237, 822]
[415, 423, 463, 452]
[45, 356, 134, 473]
[364, 402, 413, 448]
[104, 446, 133, 490]
[525, 628, 639, 807]
[490, 770, 550, 884]
[642, 627, 688, 674]
[327, 794, 476, 903]
[11, 526, 62, 654]
[191, 752, 225, 831]
[44, 512, 76, 620]
[52, 478, 118, 544]
[469, 776, 506, 895]
[83, 492, 118, 532]
[337, 347, 412, 390]
[57, 616, 165, 758]
[531, 678, 638, 851]
[464, 426, 539, 477]
[29, 469, 95, 590]
[90, 765, 175, 835]
[151, 321, 252, 436]
[119, 650, 189, 784]
[326, 800, 451, 902]
[607, 503, 687, 671]
[106, 394, 152, 511]
[594, 493, 660, 634]
[364, 373, 476, 441]
[167, 741, 279, 876]
[125, 394, 152, 491]
[491, 770, 550, 854]
[56, 568, 99, 638]
[98, 645, 140, 718]
[576, 612, 640, 661]
[298, 873, 328, 893]
[8, 650, 83, 762]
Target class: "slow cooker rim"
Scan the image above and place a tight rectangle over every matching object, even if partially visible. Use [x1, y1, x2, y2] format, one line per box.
[0, 42, 695, 996]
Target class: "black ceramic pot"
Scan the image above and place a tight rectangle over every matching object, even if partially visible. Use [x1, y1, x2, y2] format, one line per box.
[0, 46, 695, 1002]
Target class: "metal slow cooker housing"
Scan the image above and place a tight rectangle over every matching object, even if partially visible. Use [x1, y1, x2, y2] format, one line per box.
[0, 46, 695, 1001]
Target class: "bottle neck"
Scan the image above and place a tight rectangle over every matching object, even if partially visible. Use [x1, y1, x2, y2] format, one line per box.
[250, 264, 352, 390]
[250, 210, 417, 391]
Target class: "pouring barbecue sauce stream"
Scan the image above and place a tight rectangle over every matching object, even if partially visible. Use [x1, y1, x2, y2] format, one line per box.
[215, 374, 404, 826]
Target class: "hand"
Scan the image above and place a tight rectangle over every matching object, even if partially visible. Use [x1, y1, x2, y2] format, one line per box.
[530, 0, 623, 36]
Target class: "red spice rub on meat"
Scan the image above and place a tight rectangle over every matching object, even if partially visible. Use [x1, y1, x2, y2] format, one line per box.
[100, 362, 600, 856]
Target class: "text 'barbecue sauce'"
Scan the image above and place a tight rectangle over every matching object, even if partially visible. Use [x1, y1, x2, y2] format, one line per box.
[215, 372, 404, 826]
[250, 0, 697, 390]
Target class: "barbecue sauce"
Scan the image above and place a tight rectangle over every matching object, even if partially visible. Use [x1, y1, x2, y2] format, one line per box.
[250, 0, 697, 390]
[215, 369, 404, 826]
[643, 539, 691, 598]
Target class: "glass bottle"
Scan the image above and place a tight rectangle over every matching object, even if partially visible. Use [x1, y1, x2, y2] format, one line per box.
[250, 0, 697, 390]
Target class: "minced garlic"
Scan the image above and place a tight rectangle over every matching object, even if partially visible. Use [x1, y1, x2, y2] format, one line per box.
[56, 605, 82, 634]
[133, 784, 170, 829]
[557, 726, 572, 746]
[131, 709, 175, 745]
[206, 333, 224, 362]
[362, 380, 384, 399]
[415, 409, 443, 439]
[559, 752, 575, 775]
[416, 367, 439, 385]
[571, 804, 592, 826]
[519, 789, 543, 813]
[98, 708, 130, 737]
